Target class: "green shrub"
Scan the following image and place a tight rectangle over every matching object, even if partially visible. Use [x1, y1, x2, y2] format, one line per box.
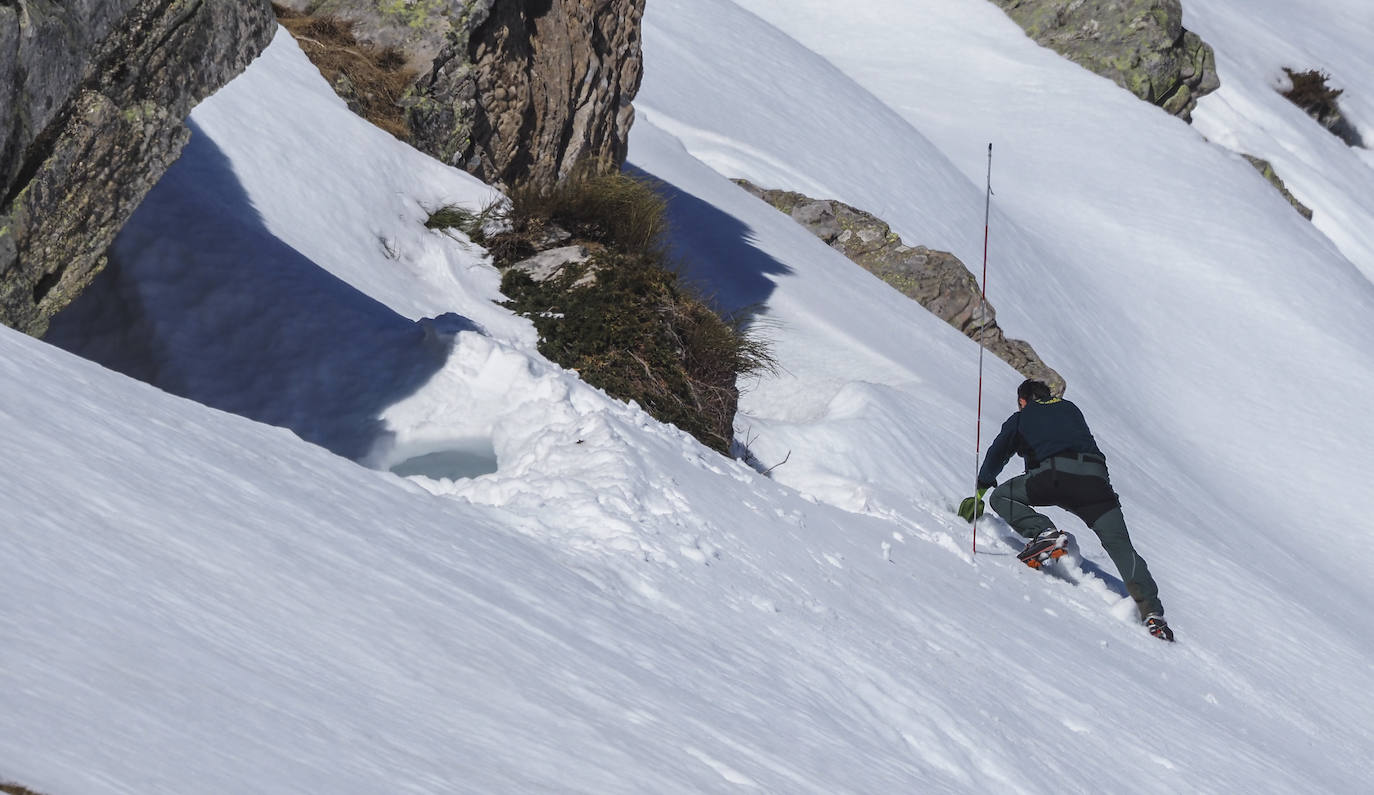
[1279, 68, 1364, 147]
[491, 171, 772, 454]
[1281, 68, 1343, 122]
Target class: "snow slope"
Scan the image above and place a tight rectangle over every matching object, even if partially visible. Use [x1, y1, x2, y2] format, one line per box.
[5, 3, 1374, 792]
[689, 0, 1374, 554]
[1189, 0, 1374, 277]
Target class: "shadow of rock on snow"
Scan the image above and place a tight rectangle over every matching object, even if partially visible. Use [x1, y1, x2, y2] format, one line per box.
[44, 120, 479, 462]
[627, 164, 792, 316]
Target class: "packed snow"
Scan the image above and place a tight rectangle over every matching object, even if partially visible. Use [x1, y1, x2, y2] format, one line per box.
[5, 1, 1374, 792]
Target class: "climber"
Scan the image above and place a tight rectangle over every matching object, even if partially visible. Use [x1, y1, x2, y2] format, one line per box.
[961, 379, 1173, 641]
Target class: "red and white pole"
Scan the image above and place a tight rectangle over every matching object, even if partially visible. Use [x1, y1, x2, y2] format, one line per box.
[973, 143, 992, 557]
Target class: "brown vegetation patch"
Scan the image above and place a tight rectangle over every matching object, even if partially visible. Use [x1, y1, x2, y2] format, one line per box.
[2, 783, 49, 795]
[429, 171, 772, 454]
[272, 4, 417, 139]
[1281, 68, 1364, 147]
[502, 170, 670, 262]
[1282, 69, 1344, 122]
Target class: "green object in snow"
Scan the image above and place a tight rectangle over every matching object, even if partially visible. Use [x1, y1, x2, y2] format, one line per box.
[958, 488, 988, 523]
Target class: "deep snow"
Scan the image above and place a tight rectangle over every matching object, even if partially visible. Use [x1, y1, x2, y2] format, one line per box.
[5, 1, 1374, 792]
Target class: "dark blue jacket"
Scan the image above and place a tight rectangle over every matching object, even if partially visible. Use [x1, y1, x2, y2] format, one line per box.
[977, 397, 1103, 489]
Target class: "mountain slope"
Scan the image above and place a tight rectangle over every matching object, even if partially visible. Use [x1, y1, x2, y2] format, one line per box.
[4, 4, 1374, 793]
[637, 0, 1374, 612]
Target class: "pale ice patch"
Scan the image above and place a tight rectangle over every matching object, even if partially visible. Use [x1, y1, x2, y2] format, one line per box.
[385, 441, 500, 480]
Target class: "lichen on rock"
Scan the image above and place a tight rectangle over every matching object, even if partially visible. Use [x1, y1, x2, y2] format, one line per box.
[1242, 154, 1314, 221]
[988, 0, 1219, 121]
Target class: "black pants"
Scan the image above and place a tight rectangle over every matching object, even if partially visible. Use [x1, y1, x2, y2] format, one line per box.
[989, 454, 1164, 619]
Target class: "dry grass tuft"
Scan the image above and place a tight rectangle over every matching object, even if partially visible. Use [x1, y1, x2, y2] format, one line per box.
[504, 169, 670, 261]
[272, 4, 418, 139]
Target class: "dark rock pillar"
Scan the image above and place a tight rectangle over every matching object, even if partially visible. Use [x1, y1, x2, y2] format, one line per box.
[1, 0, 277, 336]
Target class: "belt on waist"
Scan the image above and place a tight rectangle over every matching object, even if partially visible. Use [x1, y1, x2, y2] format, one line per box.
[1052, 451, 1106, 466]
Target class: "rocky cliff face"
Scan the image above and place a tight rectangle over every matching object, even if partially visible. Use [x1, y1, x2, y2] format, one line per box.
[453, 0, 644, 187]
[275, 0, 471, 73]
[989, 0, 1218, 121]
[279, 0, 645, 190]
[737, 181, 1065, 395]
[1, 0, 276, 337]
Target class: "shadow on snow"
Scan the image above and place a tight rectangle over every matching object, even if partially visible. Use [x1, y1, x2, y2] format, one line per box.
[628, 163, 792, 316]
[44, 121, 477, 462]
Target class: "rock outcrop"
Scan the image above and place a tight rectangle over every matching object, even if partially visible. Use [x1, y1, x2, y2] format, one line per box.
[1, 0, 276, 337]
[1242, 155, 1313, 221]
[989, 0, 1218, 121]
[275, 0, 472, 73]
[279, 0, 646, 190]
[737, 180, 1065, 395]
[454, 0, 644, 187]
[508, 243, 599, 287]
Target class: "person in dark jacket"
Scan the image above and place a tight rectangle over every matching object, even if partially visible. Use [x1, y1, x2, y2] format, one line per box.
[967, 379, 1172, 641]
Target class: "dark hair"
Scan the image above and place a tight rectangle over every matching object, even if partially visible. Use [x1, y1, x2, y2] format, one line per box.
[1017, 379, 1052, 402]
